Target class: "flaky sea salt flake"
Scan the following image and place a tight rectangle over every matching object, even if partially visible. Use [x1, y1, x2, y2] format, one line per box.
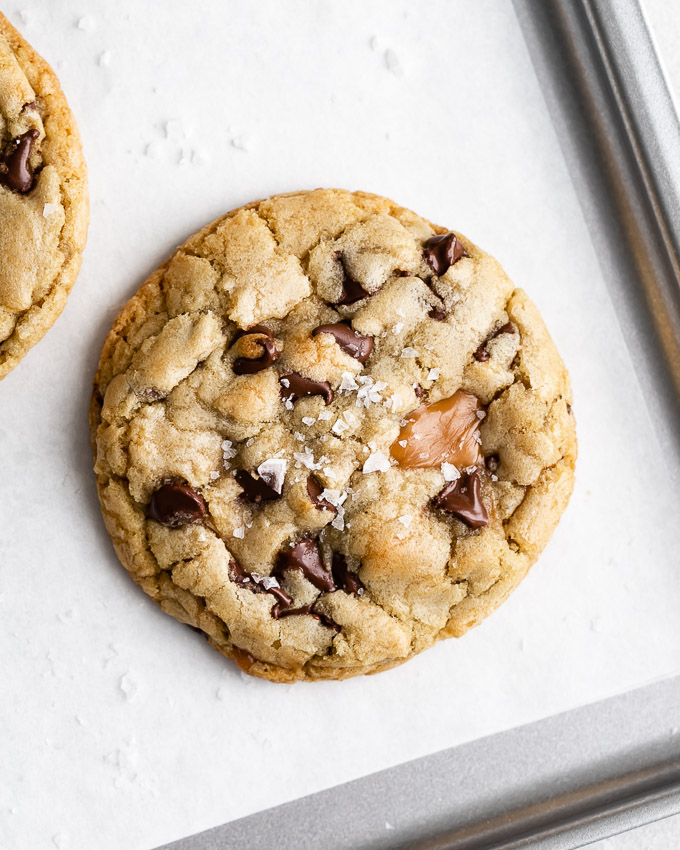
[441, 462, 460, 482]
[363, 451, 391, 474]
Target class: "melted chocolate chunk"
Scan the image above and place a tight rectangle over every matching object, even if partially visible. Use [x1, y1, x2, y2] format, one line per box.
[433, 469, 489, 529]
[271, 603, 339, 630]
[333, 253, 372, 305]
[229, 559, 293, 607]
[485, 453, 500, 473]
[428, 306, 448, 321]
[423, 232, 467, 276]
[474, 322, 517, 362]
[235, 469, 282, 503]
[1, 129, 39, 194]
[312, 322, 374, 363]
[331, 552, 363, 596]
[306, 475, 337, 513]
[275, 537, 336, 592]
[280, 373, 333, 405]
[231, 325, 278, 375]
[147, 480, 207, 527]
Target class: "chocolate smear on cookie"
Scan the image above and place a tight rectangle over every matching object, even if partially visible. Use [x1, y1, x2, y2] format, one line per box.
[231, 325, 278, 374]
[280, 373, 333, 405]
[275, 537, 336, 592]
[433, 469, 489, 529]
[1, 129, 39, 194]
[229, 559, 293, 607]
[306, 475, 337, 513]
[147, 480, 207, 527]
[428, 305, 448, 321]
[271, 602, 339, 630]
[235, 458, 286, 504]
[423, 232, 467, 276]
[312, 322, 373, 363]
[474, 322, 517, 362]
[333, 253, 373, 305]
[331, 552, 363, 596]
[485, 453, 500, 473]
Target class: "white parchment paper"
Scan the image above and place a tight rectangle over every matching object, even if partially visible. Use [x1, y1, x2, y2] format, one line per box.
[1, 2, 680, 849]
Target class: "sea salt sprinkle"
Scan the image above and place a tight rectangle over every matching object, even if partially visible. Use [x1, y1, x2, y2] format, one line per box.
[221, 439, 237, 468]
[441, 462, 461, 482]
[401, 347, 418, 359]
[256, 458, 288, 493]
[332, 418, 349, 435]
[233, 526, 245, 539]
[362, 451, 391, 474]
[427, 368, 440, 381]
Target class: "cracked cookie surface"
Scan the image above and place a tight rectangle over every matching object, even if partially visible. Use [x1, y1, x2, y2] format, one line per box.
[90, 188, 577, 682]
[0, 13, 88, 380]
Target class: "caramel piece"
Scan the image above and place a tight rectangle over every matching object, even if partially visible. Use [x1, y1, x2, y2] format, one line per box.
[390, 390, 481, 468]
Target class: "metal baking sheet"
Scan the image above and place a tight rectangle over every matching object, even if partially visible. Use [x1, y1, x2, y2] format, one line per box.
[2, 2, 680, 849]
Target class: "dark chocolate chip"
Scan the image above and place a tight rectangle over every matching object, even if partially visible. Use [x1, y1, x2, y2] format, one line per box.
[280, 373, 333, 405]
[485, 453, 500, 473]
[275, 537, 336, 592]
[414, 383, 424, 399]
[231, 325, 278, 375]
[229, 559, 293, 607]
[433, 469, 489, 529]
[474, 321, 517, 363]
[428, 306, 448, 321]
[306, 475, 337, 513]
[566, 403, 573, 415]
[331, 552, 363, 596]
[312, 322, 374, 364]
[1, 129, 39, 194]
[423, 232, 467, 276]
[271, 602, 339, 630]
[235, 469, 282, 503]
[147, 480, 207, 527]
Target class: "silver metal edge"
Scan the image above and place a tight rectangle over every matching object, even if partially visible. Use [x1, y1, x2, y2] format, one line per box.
[158, 675, 680, 849]
[513, 0, 680, 480]
[156, 2, 680, 848]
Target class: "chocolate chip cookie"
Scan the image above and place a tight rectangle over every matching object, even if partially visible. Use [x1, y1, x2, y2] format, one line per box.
[0, 14, 88, 380]
[90, 189, 577, 682]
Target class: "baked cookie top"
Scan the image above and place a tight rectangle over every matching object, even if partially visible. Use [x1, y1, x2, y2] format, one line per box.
[0, 13, 88, 380]
[91, 188, 576, 682]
